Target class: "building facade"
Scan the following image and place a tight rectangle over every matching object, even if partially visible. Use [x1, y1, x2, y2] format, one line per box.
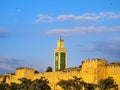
[54, 37, 67, 71]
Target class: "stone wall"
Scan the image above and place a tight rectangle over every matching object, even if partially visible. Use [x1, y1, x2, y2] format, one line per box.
[107, 63, 120, 90]
[0, 59, 120, 90]
[81, 59, 107, 84]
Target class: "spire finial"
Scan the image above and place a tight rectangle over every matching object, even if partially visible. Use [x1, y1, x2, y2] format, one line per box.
[60, 35, 62, 40]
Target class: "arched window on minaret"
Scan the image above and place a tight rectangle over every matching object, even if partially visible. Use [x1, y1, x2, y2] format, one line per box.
[54, 36, 67, 71]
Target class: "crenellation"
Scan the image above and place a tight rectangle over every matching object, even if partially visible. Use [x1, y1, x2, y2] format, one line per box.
[0, 59, 120, 90]
[107, 63, 120, 69]
[82, 59, 107, 65]
[16, 67, 35, 70]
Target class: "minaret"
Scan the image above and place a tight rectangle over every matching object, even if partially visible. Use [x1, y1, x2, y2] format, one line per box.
[54, 36, 67, 71]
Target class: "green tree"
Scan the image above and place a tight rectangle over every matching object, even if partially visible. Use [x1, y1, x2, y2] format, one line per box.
[84, 83, 98, 90]
[46, 66, 53, 72]
[0, 77, 51, 90]
[9, 82, 20, 90]
[57, 76, 98, 90]
[0, 83, 9, 90]
[18, 78, 32, 90]
[57, 76, 84, 90]
[99, 77, 118, 90]
[0, 75, 9, 90]
[29, 77, 51, 90]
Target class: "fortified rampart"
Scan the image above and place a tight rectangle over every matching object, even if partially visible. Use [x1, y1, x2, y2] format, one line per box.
[107, 63, 120, 90]
[0, 59, 120, 90]
[16, 67, 35, 79]
[81, 59, 107, 84]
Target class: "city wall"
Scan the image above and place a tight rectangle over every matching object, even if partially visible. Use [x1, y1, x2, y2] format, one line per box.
[0, 59, 120, 90]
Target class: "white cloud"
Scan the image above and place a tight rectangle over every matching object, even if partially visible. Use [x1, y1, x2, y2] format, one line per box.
[34, 14, 55, 23]
[0, 56, 46, 74]
[27, 64, 47, 72]
[57, 14, 99, 22]
[46, 26, 120, 36]
[0, 56, 18, 62]
[0, 56, 23, 74]
[47, 28, 78, 36]
[94, 39, 120, 59]
[77, 37, 120, 61]
[99, 12, 120, 19]
[34, 12, 120, 23]
[0, 63, 14, 71]
[57, 12, 120, 22]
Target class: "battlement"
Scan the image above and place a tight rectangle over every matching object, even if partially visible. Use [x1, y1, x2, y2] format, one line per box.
[16, 67, 35, 70]
[108, 62, 120, 65]
[107, 62, 120, 68]
[59, 67, 81, 73]
[107, 65, 120, 69]
[15, 67, 35, 79]
[82, 58, 107, 65]
[16, 67, 35, 74]
[4, 73, 15, 77]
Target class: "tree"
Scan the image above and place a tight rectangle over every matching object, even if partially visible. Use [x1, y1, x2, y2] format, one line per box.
[29, 77, 51, 90]
[2, 75, 7, 83]
[57, 76, 84, 90]
[9, 82, 20, 90]
[57, 76, 99, 90]
[18, 78, 32, 90]
[46, 66, 53, 72]
[57, 79, 72, 90]
[0, 77, 51, 90]
[99, 77, 118, 90]
[0, 83, 9, 90]
[84, 83, 98, 90]
[0, 75, 9, 90]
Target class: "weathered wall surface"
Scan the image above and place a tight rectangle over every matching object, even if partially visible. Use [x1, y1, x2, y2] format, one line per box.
[81, 59, 107, 84]
[0, 59, 120, 90]
[0, 76, 4, 82]
[107, 64, 120, 90]
[33, 70, 82, 90]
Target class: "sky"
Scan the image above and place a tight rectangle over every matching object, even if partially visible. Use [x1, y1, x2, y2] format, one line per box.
[0, 0, 120, 74]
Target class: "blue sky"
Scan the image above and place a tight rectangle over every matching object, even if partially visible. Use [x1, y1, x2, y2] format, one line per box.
[0, 0, 120, 74]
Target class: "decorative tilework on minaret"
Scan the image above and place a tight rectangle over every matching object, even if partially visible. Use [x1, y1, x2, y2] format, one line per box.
[54, 36, 67, 71]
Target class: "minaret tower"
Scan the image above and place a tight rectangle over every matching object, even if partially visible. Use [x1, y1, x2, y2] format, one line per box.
[54, 36, 67, 71]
